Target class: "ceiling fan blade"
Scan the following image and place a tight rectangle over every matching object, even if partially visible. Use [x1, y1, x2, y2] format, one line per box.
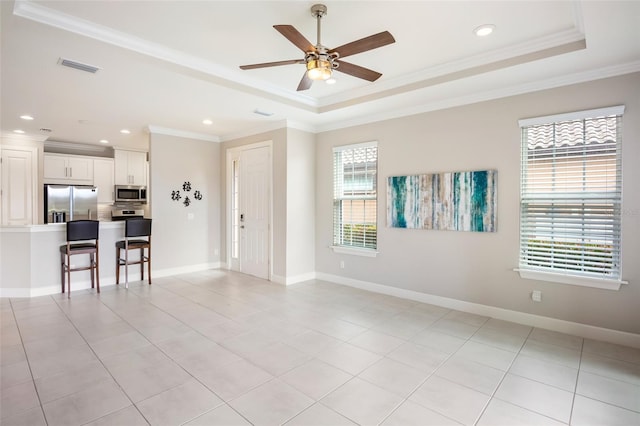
[335, 61, 382, 82]
[274, 25, 315, 53]
[297, 72, 313, 91]
[240, 59, 304, 70]
[329, 31, 395, 58]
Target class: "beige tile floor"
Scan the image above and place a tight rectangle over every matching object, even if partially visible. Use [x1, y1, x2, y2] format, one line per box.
[1, 270, 639, 425]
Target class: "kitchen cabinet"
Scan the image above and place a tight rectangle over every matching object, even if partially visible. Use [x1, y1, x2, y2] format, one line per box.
[114, 149, 146, 186]
[44, 153, 93, 184]
[93, 158, 115, 203]
[1, 146, 38, 225]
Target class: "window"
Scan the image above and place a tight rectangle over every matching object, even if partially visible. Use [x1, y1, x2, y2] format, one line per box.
[518, 106, 624, 288]
[333, 142, 378, 251]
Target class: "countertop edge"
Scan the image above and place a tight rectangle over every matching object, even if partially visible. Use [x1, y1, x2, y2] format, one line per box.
[1, 222, 125, 233]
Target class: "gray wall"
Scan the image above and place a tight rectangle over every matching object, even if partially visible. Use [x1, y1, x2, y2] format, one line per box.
[149, 133, 221, 272]
[315, 72, 640, 334]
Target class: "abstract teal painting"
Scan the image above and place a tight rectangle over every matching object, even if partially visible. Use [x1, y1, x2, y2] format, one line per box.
[387, 170, 496, 232]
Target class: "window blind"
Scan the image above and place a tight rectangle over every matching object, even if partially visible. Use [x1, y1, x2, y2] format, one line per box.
[333, 142, 378, 249]
[519, 107, 623, 279]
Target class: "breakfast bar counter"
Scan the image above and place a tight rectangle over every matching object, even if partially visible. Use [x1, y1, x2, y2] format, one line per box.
[0, 222, 128, 297]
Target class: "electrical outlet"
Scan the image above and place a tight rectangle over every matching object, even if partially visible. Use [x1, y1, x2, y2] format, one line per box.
[340, 260, 345, 269]
[531, 290, 542, 302]
[214, 249, 219, 256]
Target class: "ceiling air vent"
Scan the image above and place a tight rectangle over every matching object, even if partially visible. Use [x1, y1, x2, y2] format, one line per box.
[58, 58, 100, 73]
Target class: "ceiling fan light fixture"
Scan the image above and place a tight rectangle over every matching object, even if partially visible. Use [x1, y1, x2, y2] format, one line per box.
[307, 59, 332, 80]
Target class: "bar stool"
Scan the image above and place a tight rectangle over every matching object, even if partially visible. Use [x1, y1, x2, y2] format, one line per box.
[60, 220, 100, 298]
[116, 218, 152, 289]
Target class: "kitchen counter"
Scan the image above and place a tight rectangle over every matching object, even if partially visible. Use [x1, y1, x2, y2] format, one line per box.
[0, 222, 136, 297]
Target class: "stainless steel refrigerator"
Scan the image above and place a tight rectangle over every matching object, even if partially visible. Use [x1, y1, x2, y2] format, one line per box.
[44, 184, 98, 223]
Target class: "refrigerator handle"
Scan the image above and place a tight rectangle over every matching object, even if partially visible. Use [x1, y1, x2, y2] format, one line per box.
[88, 209, 92, 220]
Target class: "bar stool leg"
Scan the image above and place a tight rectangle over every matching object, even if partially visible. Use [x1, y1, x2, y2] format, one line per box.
[115, 247, 120, 285]
[140, 247, 144, 281]
[125, 245, 129, 289]
[96, 247, 100, 294]
[90, 253, 95, 289]
[60, 252, 65, 294]
[66, 253, 71, 299]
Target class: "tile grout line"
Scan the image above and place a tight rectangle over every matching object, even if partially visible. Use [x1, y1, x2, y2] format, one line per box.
[7, 297, 50, 425]
[96, 283, 261, 425]
[568, 338, 586, 426]
[49, 291, 152, 426]
[471, 323, 534, 425]
[375, 315, 487, 426]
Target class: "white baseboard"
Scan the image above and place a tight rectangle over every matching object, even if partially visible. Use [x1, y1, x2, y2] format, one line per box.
[271, 272, 317, 286]
[316, 272, 640, 349]
[0, 263, 220, 298]
[0, 278, 119, 298]
[152, 262, 221, 279]
[5, 264, 637, 349]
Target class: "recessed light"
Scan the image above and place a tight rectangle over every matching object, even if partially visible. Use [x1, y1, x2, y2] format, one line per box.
[474, 24, 495, 37]
[20, 115, 34, 120]
[202, 119, 213, 125]
[326, 78, 337, 85]
[13, 129, 25, 134]
[120, 129, 131, 134]
[99, 139, 109, 144]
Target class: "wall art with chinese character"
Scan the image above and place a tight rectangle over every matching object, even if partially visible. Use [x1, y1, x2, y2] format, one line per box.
[170, 181, 204, 207]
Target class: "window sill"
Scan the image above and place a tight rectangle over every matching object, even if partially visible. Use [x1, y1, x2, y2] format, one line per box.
[515, 268, 628, 291]
[331, 246, 379, 258]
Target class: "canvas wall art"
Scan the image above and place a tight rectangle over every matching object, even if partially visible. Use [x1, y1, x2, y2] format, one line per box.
[387, 170, 497, 232]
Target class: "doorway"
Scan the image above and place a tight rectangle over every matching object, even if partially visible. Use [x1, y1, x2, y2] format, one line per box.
[227, 142, 272, 280]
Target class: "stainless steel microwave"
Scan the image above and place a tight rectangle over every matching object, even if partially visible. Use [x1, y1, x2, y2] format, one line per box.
[115, 185, 147, 203]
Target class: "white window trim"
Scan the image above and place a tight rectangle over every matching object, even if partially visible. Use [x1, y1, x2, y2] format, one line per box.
[514, 268, 628, 291]
[332, 141, 378, 152]
[330, 245, 379, 257]
[518, 105, 625, 127]
[517, 105, 626, 290]
[332, 141, 378, 251]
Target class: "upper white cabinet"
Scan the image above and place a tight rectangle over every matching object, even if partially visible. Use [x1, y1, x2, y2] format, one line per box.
[44, 153, 93, 184]
[1, 146, 38, 226]
[114, 149, 147, 186]
[93, 158, 115, 203]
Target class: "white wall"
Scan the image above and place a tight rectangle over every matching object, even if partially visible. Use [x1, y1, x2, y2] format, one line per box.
[220, 129, 287, 279]
[286, 128, 316, 280]
[220, 127, 316, 283]
[315, 72, 640, 334]
[149, 133, 221, 273]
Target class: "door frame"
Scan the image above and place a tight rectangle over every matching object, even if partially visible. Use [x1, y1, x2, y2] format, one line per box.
[226, 140, 273, 280]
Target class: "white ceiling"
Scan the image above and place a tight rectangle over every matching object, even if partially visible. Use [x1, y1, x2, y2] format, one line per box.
[1, 0, 639, 150]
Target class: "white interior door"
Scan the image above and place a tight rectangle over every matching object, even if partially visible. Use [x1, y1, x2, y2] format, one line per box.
[229, 144, 271, 279]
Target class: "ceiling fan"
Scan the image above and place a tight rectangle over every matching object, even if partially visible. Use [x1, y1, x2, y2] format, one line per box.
[239, 3, 395, 91]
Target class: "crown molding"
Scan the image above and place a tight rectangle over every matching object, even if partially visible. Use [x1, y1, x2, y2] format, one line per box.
[14, 0, 589, 116]
[12, 0, 318, 109]
[1, 132, 49, 142]
[219, 119, 289, 142]
[318, 30, 586, 110]
[316, 62, 640, 133]
[146, 125, 220, 143]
